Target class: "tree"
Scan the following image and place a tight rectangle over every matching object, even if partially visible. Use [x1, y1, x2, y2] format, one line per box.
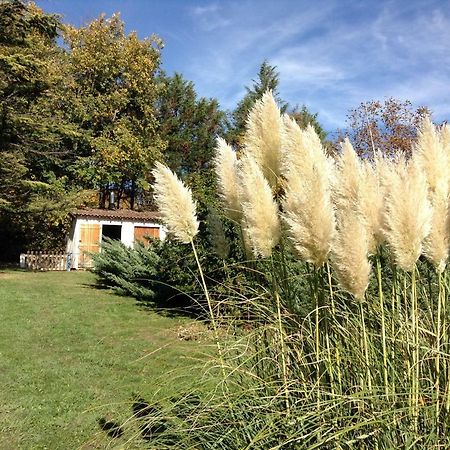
[156, 72, 225, 176]
[0, 0, 81, 259]
[0, 0, 66, 203]
[227, 60, 288, 148]
[289, 105, 328, 144]
[62, 14, 165, 209]
[345, 98, 430, 158]
[227, 60, 328, 148]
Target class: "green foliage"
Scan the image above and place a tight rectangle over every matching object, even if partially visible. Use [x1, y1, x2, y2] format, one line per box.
[92, 237, 159, 300]
[290, 104, 328, 143]
[227, 60, 287, 148]
[62, 13, 166, 207]
[157, 72, 226, 176]
[226, 60, 328, 149]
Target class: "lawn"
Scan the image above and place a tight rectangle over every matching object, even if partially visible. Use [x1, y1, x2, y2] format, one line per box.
[0, 270, 206, 449]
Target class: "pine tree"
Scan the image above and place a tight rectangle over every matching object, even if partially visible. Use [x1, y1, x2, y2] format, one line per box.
[156, 72, 225, 176]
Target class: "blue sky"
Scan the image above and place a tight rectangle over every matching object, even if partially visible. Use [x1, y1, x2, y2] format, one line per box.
[37, 0, 450, 133]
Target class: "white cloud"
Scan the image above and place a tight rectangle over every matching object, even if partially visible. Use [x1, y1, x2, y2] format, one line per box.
[182, 0, 450, 128]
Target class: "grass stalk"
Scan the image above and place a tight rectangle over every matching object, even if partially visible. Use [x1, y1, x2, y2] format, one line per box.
[436, 269, 442, 424]
[359, 299, 372, 393]
[376, 255, 389, 398]
[275, 290, 291, 415]
[326, 262, 342, 392]
[411, 266, 419, 432]
[313, 265, 321, 407]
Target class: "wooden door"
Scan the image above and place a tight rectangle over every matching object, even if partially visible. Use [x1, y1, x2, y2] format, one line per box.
[134, 226, 160, 246]
[78, 224, 101, 268]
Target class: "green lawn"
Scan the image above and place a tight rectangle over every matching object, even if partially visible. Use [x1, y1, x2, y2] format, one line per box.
[0, 270, 205, 449]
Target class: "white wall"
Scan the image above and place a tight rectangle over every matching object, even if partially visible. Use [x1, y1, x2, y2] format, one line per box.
[67, 217, 166, 269]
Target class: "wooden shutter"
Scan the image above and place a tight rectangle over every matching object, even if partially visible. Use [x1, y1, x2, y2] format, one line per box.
[78, 224, 101, 268]
[134, 226, 160, 245]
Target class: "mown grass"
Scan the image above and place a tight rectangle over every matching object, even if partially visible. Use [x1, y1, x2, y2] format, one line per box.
[0, 270, 206, 449]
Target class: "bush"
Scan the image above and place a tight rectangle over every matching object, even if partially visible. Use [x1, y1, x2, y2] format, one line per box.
[92, 238, 159, 300]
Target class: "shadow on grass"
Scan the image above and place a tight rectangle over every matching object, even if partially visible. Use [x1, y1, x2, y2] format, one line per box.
[82, 278, 203, 320]
[98, 394, 201, 445]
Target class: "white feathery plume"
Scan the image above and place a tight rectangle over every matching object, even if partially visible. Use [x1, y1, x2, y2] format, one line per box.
[415, 118, 450, 272]
[281, 118, 336, 267]
[360, 160, 385, 250]
[383, 158, 432, 271]
[243, 91, 283, 189]
[415, 116, 448, 196]
[441, 123, 450, 162]
[238, 155, 281, 258]
[214, 138, 242, 222]
[332, 209, 371, 300]
[152, 162, 199, 243]
[333, 138, 362, 212]
[333, 138, 383, 252]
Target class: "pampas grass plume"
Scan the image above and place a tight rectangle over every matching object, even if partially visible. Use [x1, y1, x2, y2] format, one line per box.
[281, 118, 335, 267]
[384, 158, 431, 271]
[415, 116, 448, 196]
[415, 118, 450, 272]
[441, 123, 450, 156]
[239, 155, 280, 258]
[152, 162, 199, 244]
[243, 91, 283, 188]
[360, 160, 385, 250]
[333, 138, 362, 211]
[214, 138, 242, 222]
[332, 210, 371, 299]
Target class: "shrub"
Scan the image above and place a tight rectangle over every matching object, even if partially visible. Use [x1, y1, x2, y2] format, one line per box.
[92, 238, 159, 300]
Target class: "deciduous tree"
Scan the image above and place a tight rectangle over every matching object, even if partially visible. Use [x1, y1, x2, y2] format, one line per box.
[345, 98, 430, 158]
[63, 14, 165, 208]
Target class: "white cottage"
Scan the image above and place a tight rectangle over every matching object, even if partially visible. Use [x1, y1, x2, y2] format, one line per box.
[66, 208, 166, 269]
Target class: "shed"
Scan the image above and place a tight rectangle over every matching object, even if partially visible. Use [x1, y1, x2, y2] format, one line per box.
[66, 208, 165, 269]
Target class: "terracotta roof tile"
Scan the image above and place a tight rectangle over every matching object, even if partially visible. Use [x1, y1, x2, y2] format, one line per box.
[71, 208, 161, 222]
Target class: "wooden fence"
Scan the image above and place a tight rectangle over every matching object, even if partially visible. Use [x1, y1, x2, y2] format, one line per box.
[20, 251, 70, 271]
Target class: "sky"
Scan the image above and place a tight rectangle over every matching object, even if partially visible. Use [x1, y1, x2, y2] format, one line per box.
[36, 0, 450, 133]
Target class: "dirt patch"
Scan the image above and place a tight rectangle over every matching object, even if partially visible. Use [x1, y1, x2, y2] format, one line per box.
[0, 272, 22, 280]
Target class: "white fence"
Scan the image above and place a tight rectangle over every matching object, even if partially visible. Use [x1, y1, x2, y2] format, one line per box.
[20, 251, 71, 271]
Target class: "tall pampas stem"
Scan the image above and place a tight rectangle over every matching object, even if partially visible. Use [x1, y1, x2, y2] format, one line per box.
[152, 163, 222, 359]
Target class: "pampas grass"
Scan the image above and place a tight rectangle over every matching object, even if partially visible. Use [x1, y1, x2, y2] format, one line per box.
[332, 210, 371, 299]
[147, 100, 450, 448]
[281, 118, 335, 267]
[238, 155, 280, 258]
[243, 91, 283, 189]
[361, 160, 385, 250]
[384, 158, 431, 271]
[415, 118, 450, 272]
[333, 138, 362, 212]
[214, 138, 242, 222]
[152, 162, 199, 243]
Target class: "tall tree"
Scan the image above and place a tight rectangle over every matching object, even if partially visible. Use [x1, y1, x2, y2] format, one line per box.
[156, 72, 225, 176]
[0, 0, 65, 204]
[63, 14, 165, 208]
[227, 60, 328, 148]
[345, 98, 430, 158]
[227, 60, 288, 148]
[0, 0, 81, 258]
[290, 105, 328, 144]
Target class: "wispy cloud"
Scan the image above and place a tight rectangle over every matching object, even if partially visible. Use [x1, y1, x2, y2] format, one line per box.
[189, 3, 231, 31]
[37, 0, 450, 131]
[182, 0, 450, 130]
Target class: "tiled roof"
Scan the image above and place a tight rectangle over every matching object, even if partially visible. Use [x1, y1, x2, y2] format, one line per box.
[71, 208, 161, 222]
